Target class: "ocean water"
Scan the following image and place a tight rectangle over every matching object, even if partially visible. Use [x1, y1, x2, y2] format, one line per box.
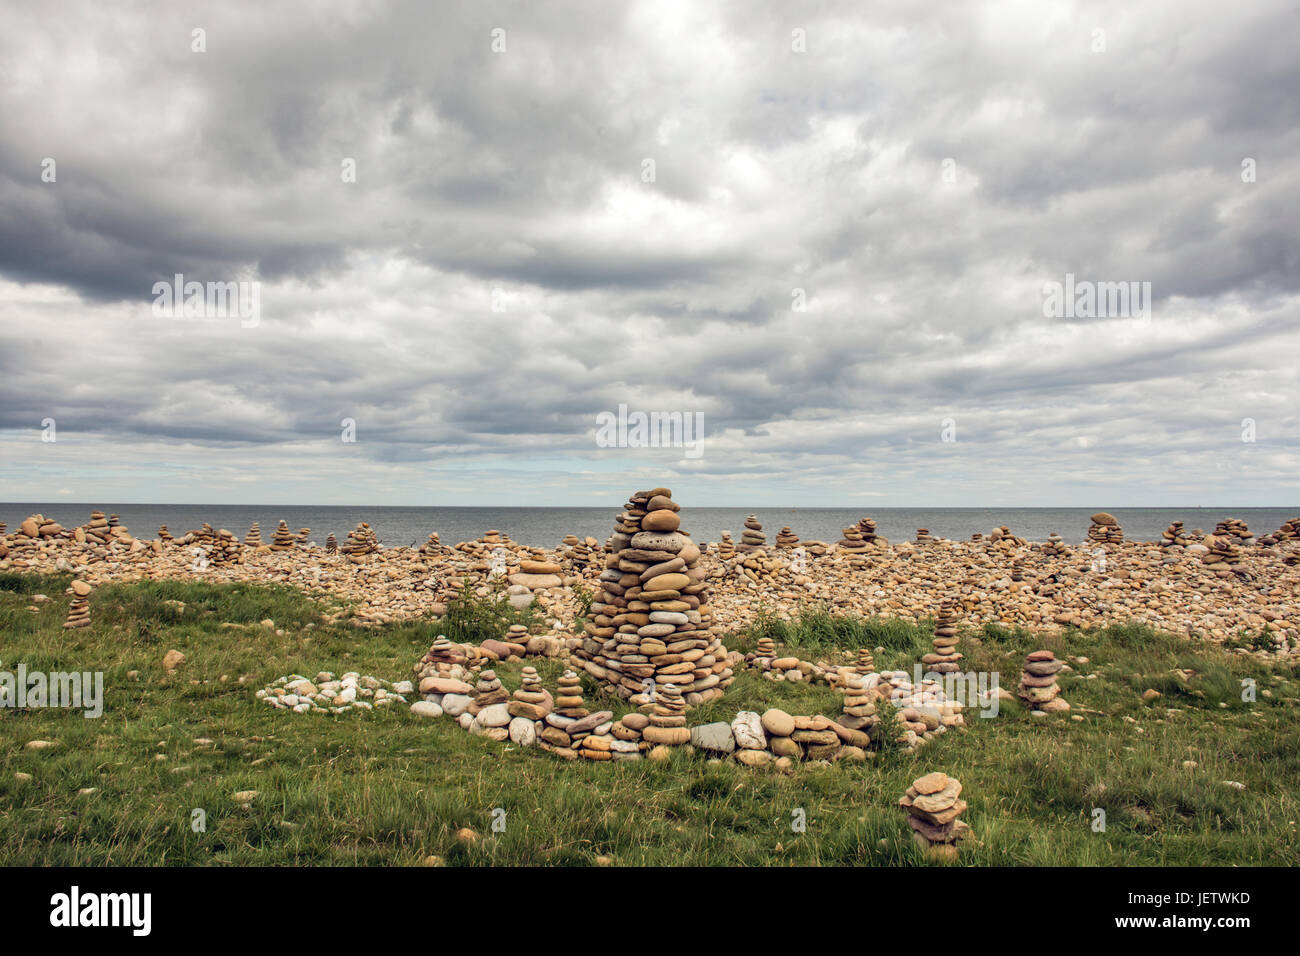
[4, 504, 1297, 549]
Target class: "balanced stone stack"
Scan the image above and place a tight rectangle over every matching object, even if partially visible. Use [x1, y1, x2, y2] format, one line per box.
[469, 669, 508, 716]
[419, 531, 447, 557]
[1214, 518, 1253, 547]
[900, 772, 969, 860]
[988, 525, 1026, 547]
[244, 523, 265, 548]
[1202, 536, 1242, 573]
[855, 648, 876, 674]
[836, 525, 870, 553]
[81, 511, 112, 546]
[1087, 512, 1123, 545]
[63, 579, 92, 629]
[1018, 650, 1068, 713]
[553, 671, 588, 719]
[576, 487, 730, 707]
[716, 532, 736, 559]
[208, 529, 243, 565]
[1268, 518, 1300, 544]
[837, 673, 878, 744]
[775, 527, 799, 548]
[341, 522, 379, 562]
[325, 533, 338, 554]
[296, 528, 312, 545]
[738, 515, 766, 552]
[857, 517, 883, 546]
[915, 528, 934, 544]
[925, 599, 964, 675]
[1041, 532, 1067, 556]
[270, 521, 296, 550]
[642, 683, 691, 747]
[506, 665, 551, 745]
[157, 525, 173, 543]
[1160, 521, 1189, 548]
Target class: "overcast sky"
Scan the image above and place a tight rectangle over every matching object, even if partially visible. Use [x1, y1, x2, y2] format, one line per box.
[1, 0, 1297, 507]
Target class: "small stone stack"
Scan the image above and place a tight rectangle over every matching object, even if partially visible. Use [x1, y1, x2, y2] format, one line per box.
[1268, 518, 1300, 544]
[507, 666, 551, 724]
[1215, 518, 1253, 547]
[1087, 512, 1123, 545]
[341, 522, 379, 562]
[717, 532, 736, 559]
[836, 525, 870, 552]
[244, 523, 265, 548]
[915, 528, 934, 544]
[1202, 536, 1243, 573]
[925, 599, 963, 675]
[63, 580, 92, 629]
[553, 671, 588, 719]
[575, 487, 729, 707]
[1160, 521, 1189, 548]
[738, 515, 766, 552]
[1018, 650, 1068, 713]
[855, 647, 876, 674]
[419, 531, 444, 557]
[208, 529, 243, 565]
[270, 521, 296, 550]
[325, 533, 338, 554]
[469, 669, 508, 716]
[857, 517, 883, 547]
[988, 525, 1026, 547]
[970, 532, 984, 542]
[775, 527, 799, 548]
[296, 528, 311, 545]
[1041, 532, 1067, 556]
[838, 673, 878, 743]
[157, 525, 173, 543]
[82, 511, 112, 547]
[642, 683, 691, 747]
[900, 773, 969, 860]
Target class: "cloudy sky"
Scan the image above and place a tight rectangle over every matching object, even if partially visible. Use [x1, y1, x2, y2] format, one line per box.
[1, 0, 1297, 507]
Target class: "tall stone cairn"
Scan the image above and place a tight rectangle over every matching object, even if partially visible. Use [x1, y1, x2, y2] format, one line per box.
[574, 487, 731, 707]
[325, 533, 338, 554]
[1087, 512, 1123, 545]
[63, 579, 92, 629]
[270, 521, 296, 551]
[244, 522, 265, 548]
[924, 599, 964, 674]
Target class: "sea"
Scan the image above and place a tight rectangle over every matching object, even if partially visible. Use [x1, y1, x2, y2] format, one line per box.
[3, 505, 1297, 548]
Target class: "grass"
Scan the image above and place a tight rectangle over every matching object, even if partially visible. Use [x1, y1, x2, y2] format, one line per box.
[1, 576, 1297, 865]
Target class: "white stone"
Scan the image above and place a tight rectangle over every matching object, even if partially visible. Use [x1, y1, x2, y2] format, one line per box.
[731, 711, 767, 750]
[478, 703, 511, 728]
[410, 701, 443, 719]
[508, 717, 536, 746]
[441, 693, 472, 717]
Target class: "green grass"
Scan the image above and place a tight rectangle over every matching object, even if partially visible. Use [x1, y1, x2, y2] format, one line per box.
[1, 575, 1297, 865]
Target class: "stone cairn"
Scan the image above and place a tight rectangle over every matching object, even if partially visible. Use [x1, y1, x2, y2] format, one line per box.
[915, 528, 934, 544]
[81, 511, 111, 546]
[296, 528, 311, 545]
[900, 772, 969, 860]
[1214, 518, 1253, 547]
[270, 521, 296, 550]
[1018, 650, 1068, 713]
[209, 529, 243, 565]
[988, 525, 1026, 547]
[157, 525, 173, 543]
[325, 533, 338, 554]
[838, 673, 878, 742]
[925, 599, 964, 675]
[63, 580, 92, 629]
[244, 522, 265, 548]
[1202, 536, 1243, 573]
[1262, 517, 1300, 546]
[1041, 531, 1067, 556]
[837, 525, 869, 552]
[738, 515, 766, 552]
[1087, 512, 1123, 545]
[341, 522, 379, 563]
[643, 683, 690, 747]
[856, 647, 876, 674]
[419, 531, 445, 557]
[505, 667, 550, 745]
[775, 526, 799, 548]
[575, 487, 729, 707]
[1160, 521, 1188, 548]
[716, 532, 736, 559]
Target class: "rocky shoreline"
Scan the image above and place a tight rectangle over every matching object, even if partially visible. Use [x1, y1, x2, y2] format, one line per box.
[2, 505, 1298, 653]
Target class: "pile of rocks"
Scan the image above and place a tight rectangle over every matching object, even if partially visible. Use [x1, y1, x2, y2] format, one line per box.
[857, 517, 884, 547]
[1268, 518, 1300, 544]
[900, 772, 969, 860]
[988, 526, 1026, 547]
[925, 599, 964, 675]
[775, 527, 799, 548]
[1214, 518, 1253, 547]
[419, 531, 447, 557]
[643, 683, 691, 747]
[296, 528, 311, 546]
[79, 511, 113, 546]
[1087, 512, 1124, 545]
[208, 529, 244, 565]
[1202, 536, 1243, 573]
[258, 671, 410, 714]
[738, 515, 767, 552]
[270, 521, 296, 551]
[574, 487, 729, 706]
[325, 533, 338, 554]
[1018, 649, 1068, 713]
[876, 670, 965, 749]
[244, 523, 265, 548]
[1160, 521, 1189, 548]
[837, 525, 870, 553]
[716, 532, 736, 560]
[915, 528, 934, 544]
[341, 522, 379, 562]
[1041, 531, 1067, 556]
[63, 580, 92, 629]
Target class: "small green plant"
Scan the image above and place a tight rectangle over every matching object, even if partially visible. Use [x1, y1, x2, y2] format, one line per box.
[438, 581, 540, 645]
